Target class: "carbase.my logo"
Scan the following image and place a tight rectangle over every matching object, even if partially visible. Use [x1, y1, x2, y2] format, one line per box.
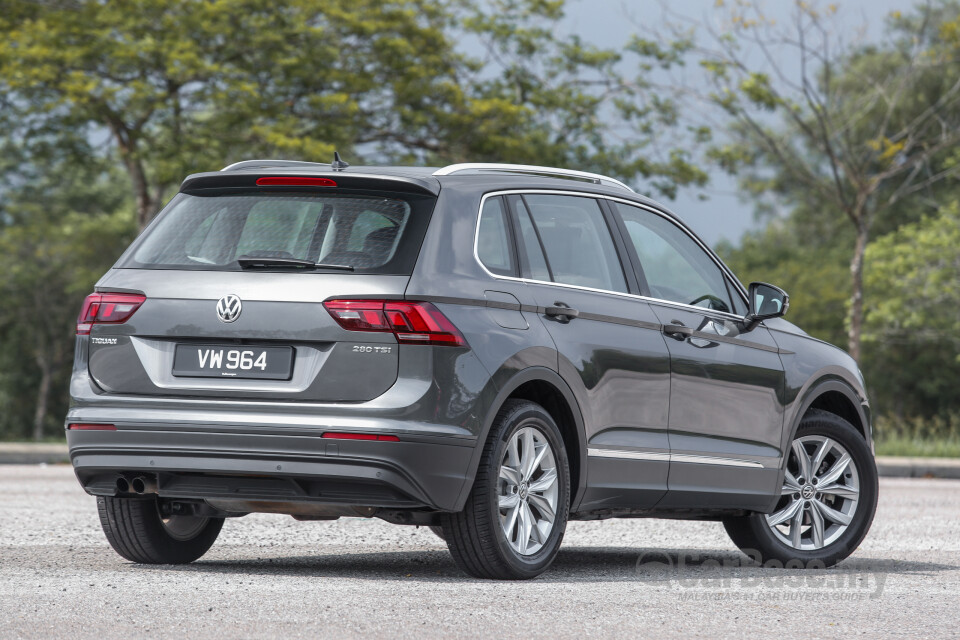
[635, 549, 886, 600]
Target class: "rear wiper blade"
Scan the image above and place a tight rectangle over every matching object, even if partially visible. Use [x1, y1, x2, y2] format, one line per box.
[236, 256, 355, 271]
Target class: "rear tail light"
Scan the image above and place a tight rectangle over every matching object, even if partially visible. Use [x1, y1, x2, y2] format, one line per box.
[67, 423, 117, 431]
[323, 300, 468, 347]
[321, 432, 400, 442]
[77, 293, 146, 335]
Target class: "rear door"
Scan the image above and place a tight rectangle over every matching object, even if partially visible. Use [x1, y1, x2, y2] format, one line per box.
[610, 201, 785, 509]
[504, 192, 672, 510]
[87, 181, 436, 403]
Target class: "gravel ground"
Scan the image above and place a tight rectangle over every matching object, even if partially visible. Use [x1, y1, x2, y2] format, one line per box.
[1, 465, 957, 639]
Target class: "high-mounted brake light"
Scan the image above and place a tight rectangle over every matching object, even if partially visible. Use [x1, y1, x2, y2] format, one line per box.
[321, 432, 400, 442]
[323, 300, 468, 347]
[67, 423, 117, 431]
[77, 293, 146, 335]
[256, 176, 337, 187]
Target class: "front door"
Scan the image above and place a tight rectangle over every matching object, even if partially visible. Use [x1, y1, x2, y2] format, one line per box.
[609, 200, 785, 510]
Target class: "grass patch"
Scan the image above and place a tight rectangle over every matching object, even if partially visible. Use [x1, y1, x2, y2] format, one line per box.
[874, 435, 960, 458]
[874, 413, 960, 457]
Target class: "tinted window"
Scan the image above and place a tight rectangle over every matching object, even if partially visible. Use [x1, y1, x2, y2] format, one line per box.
[124, 192, 431, 273]
[614, 202, 737, 313]
[477, 197, 515, 277]
[523, 195, 627, 293]
[509, 195, 551, 282]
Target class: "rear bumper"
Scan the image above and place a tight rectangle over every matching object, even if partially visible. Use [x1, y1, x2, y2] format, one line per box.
[67, 425, 477, 512]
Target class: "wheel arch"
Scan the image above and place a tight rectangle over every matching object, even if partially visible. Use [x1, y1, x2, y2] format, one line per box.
[452, 366, 588, 512]
[787, 378, 871, 447]
[762, 377, 871, 514]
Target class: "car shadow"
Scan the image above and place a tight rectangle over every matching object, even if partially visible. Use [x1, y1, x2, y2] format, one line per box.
[144, 546, 958, 585]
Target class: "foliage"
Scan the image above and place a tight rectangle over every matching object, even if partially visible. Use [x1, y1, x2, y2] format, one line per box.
[0, 0, 706, 229]
[635, 0, 960, 362]
[873, 413, 960, 458]
[0, 160, 136, 439]
[861, 202, 960, 419]
[864, 202, 960, 342]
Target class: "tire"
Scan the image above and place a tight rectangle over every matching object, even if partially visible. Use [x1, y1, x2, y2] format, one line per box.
[440, 399, 570, 580]
[97, 496, 224, 564]
[723, 409, 878, 568]
[427, 525, 446, 541]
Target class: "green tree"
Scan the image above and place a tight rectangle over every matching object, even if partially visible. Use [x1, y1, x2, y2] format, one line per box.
[862, 202, 960, 419]
[636, 1, 960, 362]
[0, 0, 705, 229]
[0, 160, 135, 440]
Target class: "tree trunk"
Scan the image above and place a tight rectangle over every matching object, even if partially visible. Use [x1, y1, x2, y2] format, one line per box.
[846, 222, 870, 363]
[125, 154, 158, 229]
[32, 363, 52, 441]
[106, 120, 158, 229]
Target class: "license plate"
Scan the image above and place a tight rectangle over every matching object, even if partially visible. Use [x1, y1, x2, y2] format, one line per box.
[172, 345, 294, 380]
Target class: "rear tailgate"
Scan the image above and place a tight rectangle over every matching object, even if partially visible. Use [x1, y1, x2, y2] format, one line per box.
[85, 172, 438, 403]
[87, 271, 407, 402]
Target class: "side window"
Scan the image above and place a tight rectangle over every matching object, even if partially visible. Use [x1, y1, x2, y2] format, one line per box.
[509, 195, 551, 282]
[477, 197, 516, 277]
[613, 202, 738, 313]
[522, 194, 628, 293]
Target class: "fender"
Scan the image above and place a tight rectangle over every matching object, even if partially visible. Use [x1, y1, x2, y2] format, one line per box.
[762, 376, 871, 513]
[450, 366, 589, 512]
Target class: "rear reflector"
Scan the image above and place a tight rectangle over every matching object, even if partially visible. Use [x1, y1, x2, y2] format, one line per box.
[256, 176, 337, 187]
[67, 423, 117, 431]
[323, 300, 468, 347]
[77, 293, 146, 335]
[321, 432, 400, 442]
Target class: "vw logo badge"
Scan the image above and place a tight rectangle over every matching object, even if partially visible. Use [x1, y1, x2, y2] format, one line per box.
[216, 294, 242, 323]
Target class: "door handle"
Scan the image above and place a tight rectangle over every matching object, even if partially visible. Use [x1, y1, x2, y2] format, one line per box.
[662, 323, 693, 341]
[544, 302, 579, 323]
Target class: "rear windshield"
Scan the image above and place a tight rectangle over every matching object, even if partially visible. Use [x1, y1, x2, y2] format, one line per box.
[120, 191, 435, 273]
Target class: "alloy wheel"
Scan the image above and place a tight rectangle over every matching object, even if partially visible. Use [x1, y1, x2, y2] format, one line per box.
[766, 435, 861, 551]
[498, 426, 559, 556]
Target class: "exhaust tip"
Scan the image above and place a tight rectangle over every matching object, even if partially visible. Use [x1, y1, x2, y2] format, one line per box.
[131, 477, 146, 494]
[116, 477, 130, 493]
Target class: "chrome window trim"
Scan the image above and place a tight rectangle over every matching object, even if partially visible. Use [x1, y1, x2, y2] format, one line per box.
[472, 189, 750, 323]
[587, 448, 766, 469]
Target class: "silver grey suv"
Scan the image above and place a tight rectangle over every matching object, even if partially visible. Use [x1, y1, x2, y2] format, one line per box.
[67, 160, 878, 579]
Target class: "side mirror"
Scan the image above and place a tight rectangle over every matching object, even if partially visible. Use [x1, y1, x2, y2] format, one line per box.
[741, 282, 789, 332]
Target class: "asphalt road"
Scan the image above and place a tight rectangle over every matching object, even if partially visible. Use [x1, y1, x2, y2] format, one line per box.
[1, 465, 957, 639]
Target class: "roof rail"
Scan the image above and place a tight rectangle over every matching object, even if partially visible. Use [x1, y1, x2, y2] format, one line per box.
[220, 159, 332, 172]
[432, 163, 633, 192]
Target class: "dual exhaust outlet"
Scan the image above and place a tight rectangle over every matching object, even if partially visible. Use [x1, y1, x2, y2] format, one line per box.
[116, 475, 157, 495]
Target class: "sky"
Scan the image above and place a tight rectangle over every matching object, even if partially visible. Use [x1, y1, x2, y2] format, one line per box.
[538, 0, 911, 247]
